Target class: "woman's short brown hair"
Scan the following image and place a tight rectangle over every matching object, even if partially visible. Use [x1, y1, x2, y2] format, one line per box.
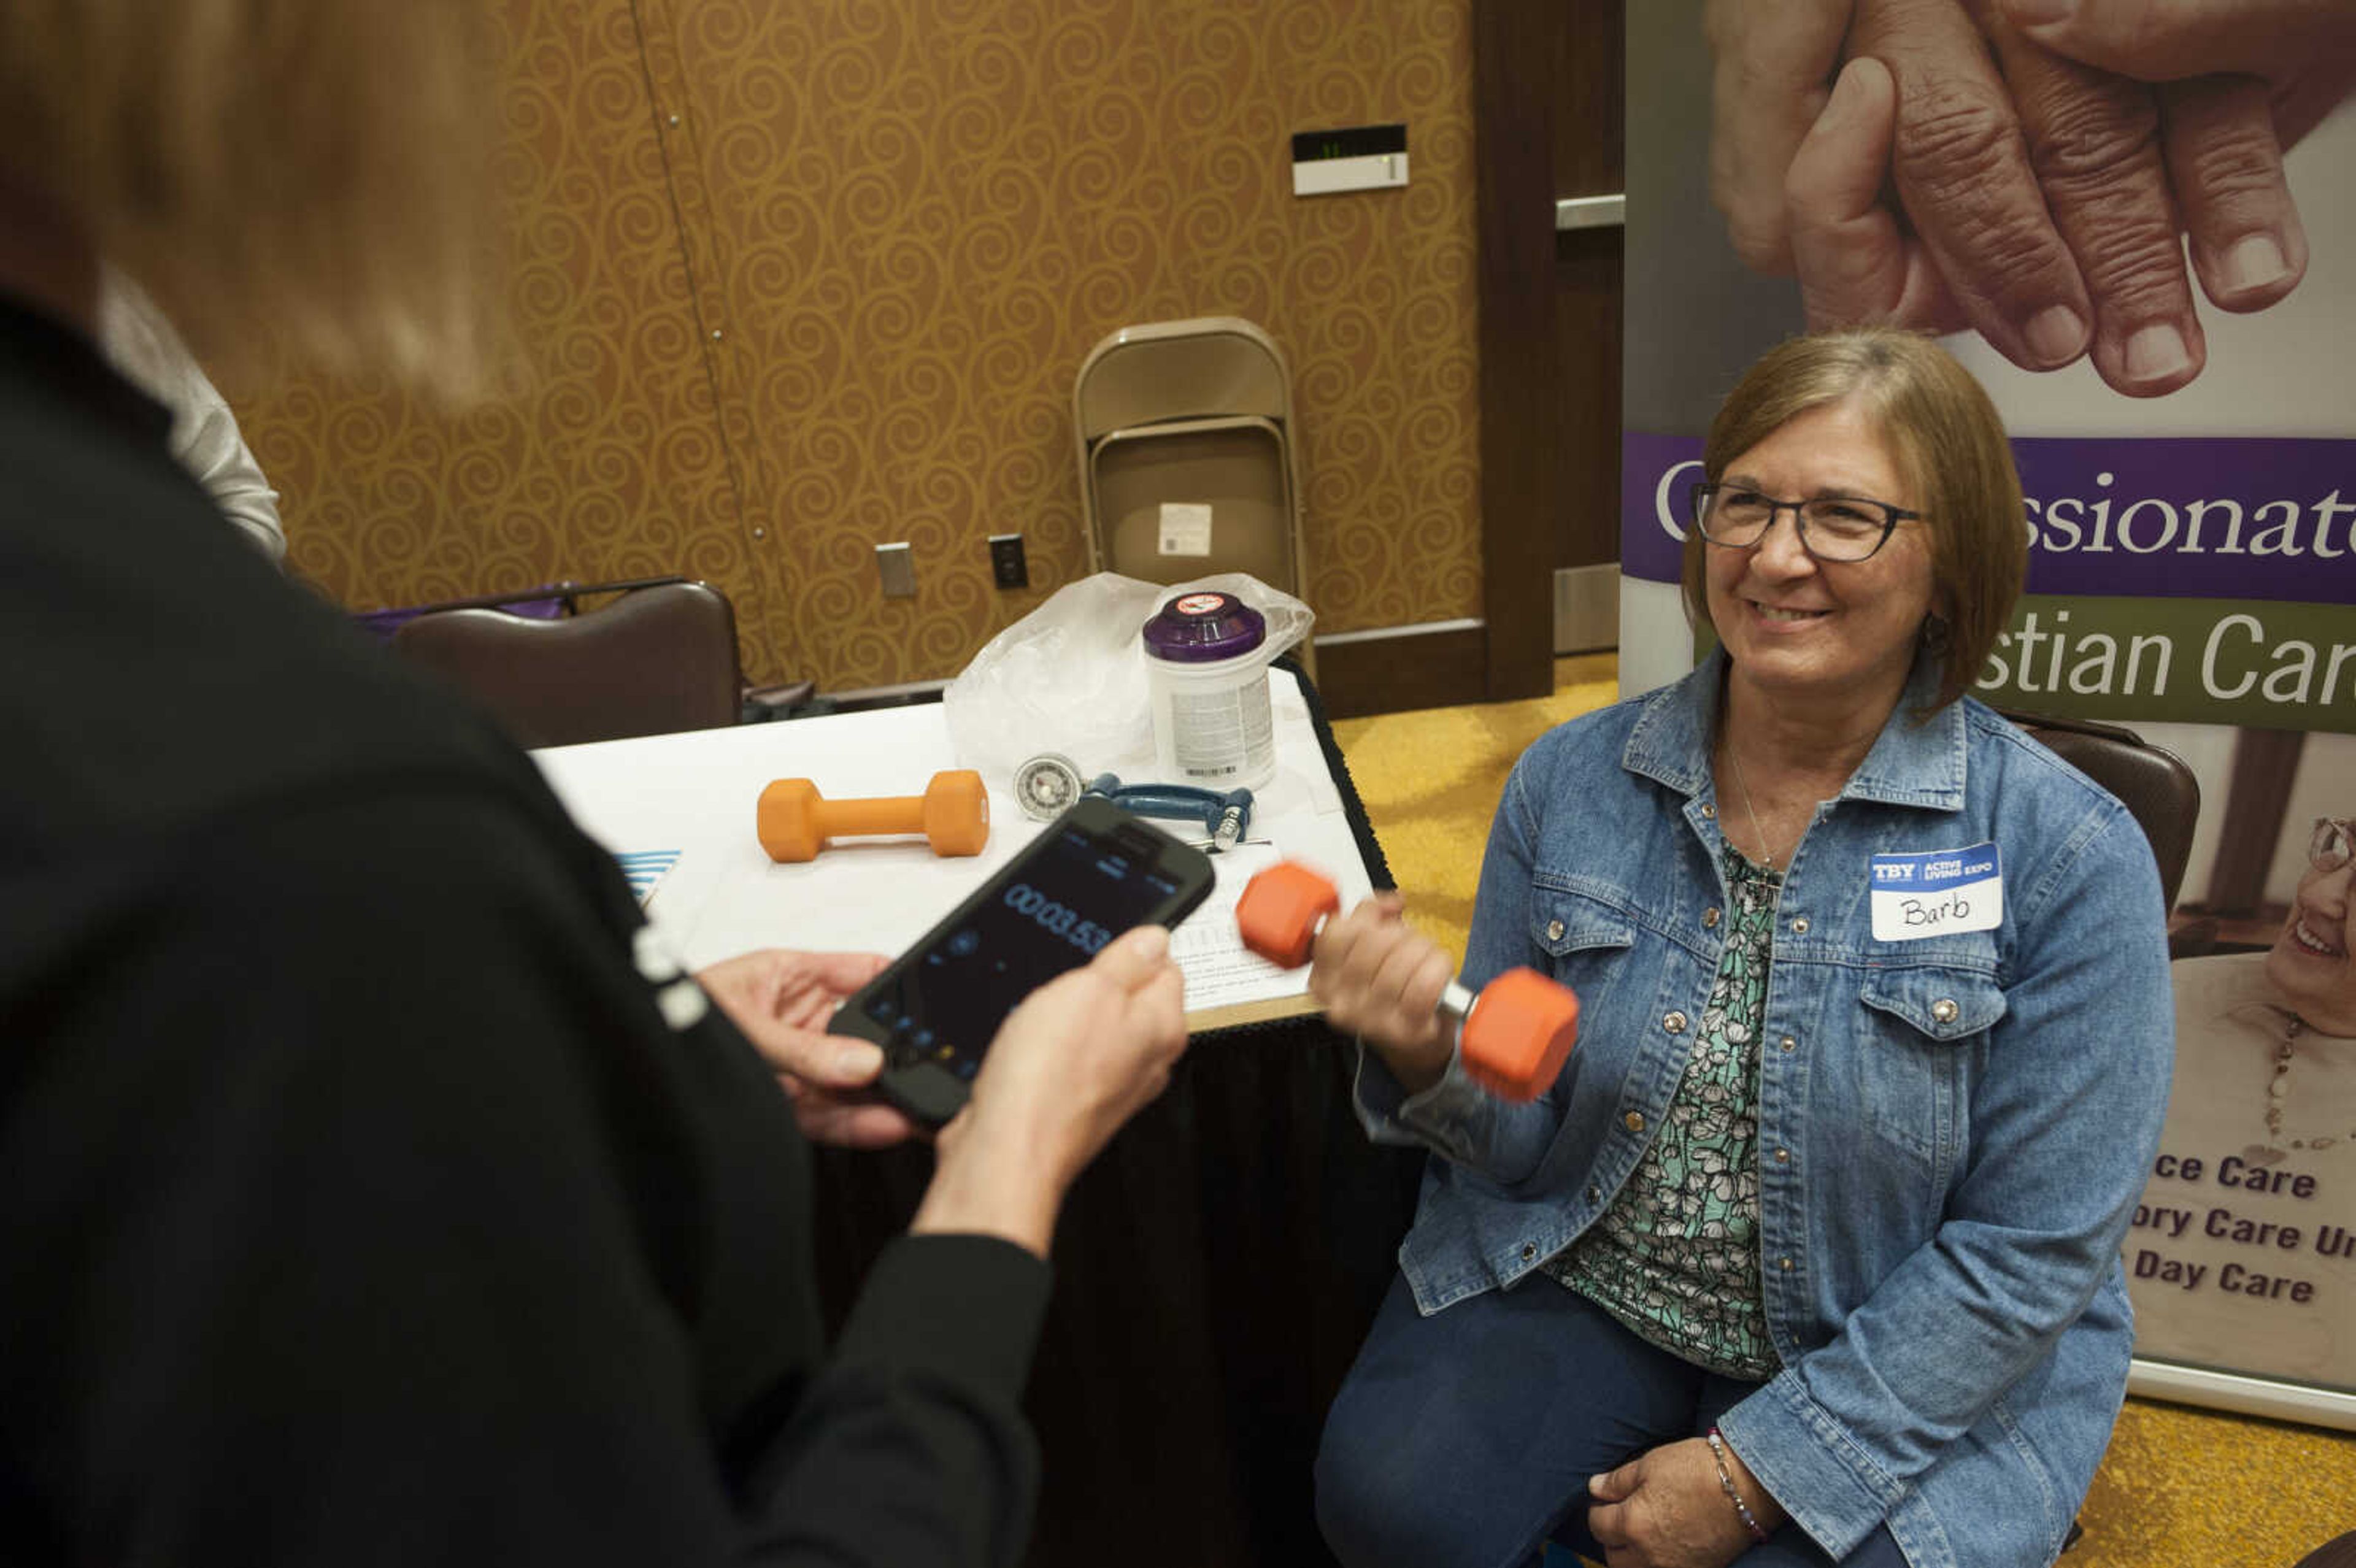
[0, 0, 496, 392]
[1680, 327, 2027, 713]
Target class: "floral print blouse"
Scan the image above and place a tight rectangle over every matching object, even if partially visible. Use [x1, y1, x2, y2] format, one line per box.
[1546, 840, 1779, 1379]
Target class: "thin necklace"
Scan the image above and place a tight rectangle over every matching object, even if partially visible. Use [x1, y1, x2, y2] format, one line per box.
[1726, 745, 1787, 870]
[2266, 1015, 2351, 1151]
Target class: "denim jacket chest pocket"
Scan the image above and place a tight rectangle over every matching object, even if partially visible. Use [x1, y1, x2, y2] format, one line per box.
[1848, 958, 2008, 1168]
[1526, 883, 1640, 1001]
[1523, 882, 1672, 1130]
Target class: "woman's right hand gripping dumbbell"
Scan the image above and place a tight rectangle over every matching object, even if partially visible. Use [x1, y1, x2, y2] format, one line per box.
[1236, 863, 1579, 1102]
[1303, 892, 1466, 1097]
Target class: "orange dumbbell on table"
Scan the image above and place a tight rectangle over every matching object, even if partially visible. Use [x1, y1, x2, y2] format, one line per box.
[757, 769, 990, 863]
[1235, 861, 1580, 1102]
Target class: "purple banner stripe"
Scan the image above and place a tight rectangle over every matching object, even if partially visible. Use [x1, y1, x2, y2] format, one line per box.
[1621, 433, 2356, 606]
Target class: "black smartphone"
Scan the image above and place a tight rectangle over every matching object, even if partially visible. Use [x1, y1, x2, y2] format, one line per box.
[830, 795, 1215, 1124]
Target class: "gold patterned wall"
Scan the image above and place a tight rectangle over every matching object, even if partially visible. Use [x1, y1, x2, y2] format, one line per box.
[228, 0, 1480, 693]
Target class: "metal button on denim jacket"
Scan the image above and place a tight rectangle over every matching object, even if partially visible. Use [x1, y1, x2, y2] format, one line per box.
[1350, 652, 2174, 1568]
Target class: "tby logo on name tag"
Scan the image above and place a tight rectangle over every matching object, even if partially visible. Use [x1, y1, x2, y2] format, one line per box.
[1869, 842, 2003, 941]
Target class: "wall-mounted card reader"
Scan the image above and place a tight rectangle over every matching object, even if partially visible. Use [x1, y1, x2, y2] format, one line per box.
[1291, 123, 1407, 197]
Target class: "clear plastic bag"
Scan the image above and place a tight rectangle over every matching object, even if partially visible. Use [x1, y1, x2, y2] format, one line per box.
[944, 571, 1312, 785]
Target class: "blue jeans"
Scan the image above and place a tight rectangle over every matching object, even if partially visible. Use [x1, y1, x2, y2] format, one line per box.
[1315, 1274, 1907, 1568]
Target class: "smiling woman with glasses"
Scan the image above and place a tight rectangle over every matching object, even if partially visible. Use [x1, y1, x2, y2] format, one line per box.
[1312, 328, 2172, 1568]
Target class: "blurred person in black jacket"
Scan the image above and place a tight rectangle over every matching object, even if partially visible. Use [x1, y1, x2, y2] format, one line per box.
[0, 6, 1186, 1565]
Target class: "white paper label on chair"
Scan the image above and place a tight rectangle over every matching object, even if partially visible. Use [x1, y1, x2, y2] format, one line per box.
[1159, 502, 1214, 556]
[1868, 843, 2003, 941]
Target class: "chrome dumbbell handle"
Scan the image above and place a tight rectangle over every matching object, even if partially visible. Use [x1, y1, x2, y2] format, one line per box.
[1289, 909, 1476, 1032]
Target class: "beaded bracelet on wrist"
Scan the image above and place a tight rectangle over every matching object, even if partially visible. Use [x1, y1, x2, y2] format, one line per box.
[1706, 1427, 1770, 1544]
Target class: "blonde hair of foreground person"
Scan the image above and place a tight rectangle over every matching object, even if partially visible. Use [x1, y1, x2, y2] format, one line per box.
[1680, 326, 2030, 715]
[0, 0, 496, 394]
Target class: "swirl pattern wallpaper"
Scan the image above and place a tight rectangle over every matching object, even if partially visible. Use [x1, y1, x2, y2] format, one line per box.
[230, 0, 1482, 693]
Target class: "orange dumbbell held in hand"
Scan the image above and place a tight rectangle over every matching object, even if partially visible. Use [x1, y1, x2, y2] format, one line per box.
[1235, 861, 1579, 1101]
[757, 769, 990, 863]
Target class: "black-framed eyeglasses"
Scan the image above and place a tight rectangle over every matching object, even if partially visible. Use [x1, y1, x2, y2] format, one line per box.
[1689, 481, 1921, 563]
[2311, 817, 2355, 874]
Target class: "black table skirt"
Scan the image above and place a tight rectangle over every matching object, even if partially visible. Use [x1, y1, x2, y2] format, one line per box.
[809, 1024, 1426, 1566]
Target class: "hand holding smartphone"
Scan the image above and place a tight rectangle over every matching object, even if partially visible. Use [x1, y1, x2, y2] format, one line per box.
[828, 797, 1214, 1124]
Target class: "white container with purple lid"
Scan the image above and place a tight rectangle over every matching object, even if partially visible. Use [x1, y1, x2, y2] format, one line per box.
[1140, 590, 1276, 792]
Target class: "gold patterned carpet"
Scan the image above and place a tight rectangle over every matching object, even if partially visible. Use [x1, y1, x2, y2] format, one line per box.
[1328, 654, 2355, 1565]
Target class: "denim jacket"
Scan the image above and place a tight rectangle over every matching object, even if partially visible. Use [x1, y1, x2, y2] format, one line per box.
[1353, 651, 2173, 1568]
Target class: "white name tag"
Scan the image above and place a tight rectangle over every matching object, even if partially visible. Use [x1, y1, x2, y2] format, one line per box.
[1869, 842, 2003, 942]
[1158, 502, 1214, 556]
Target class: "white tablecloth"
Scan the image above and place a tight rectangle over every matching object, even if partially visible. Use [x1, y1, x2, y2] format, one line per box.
[531, 669, 1379, 1022]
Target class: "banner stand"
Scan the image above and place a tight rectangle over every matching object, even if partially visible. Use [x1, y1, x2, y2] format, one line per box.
[1626, 7, 2356, 1430]
[2130, 1360, 2356, 1432]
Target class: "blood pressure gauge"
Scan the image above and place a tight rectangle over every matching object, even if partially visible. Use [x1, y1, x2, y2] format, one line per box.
[1014, 753, 1085, 822]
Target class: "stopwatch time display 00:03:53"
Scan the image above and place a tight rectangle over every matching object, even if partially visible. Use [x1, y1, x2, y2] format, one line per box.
[1003, 882, 1114, 956]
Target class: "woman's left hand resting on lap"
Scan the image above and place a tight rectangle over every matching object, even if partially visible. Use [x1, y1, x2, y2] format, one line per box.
[1588, 1437, 1788, 1568]
[695, 949, 920, 1148]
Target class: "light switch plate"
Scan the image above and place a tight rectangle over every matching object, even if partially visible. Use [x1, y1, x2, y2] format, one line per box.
[876, 541, 915, 598]
[1293, 151, 1408, 196]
